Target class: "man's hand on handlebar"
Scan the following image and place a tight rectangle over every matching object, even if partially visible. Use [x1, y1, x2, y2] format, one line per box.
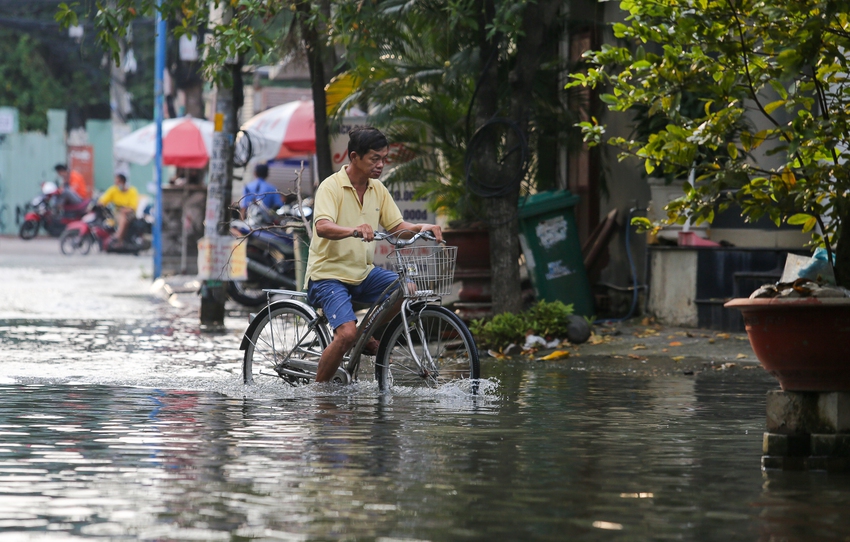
[351, 224, 375, 241]
[418, 224, 443, 244]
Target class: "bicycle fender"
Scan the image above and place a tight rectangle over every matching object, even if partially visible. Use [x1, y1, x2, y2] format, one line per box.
[239, 298, 321, 350]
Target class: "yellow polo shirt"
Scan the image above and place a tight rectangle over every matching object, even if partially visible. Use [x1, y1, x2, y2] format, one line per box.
[306, 167, 404, 284]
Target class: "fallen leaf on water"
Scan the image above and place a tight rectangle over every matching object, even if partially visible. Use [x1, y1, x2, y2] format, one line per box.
[538, 350, 571, 361]
[662, 348, 669, 353]
[716, 333, 731, 339]
[487, 350, 507, 359]
[669, 341, 683, 347]
[628, 354, 647, 360]
[735, 336, 749, 341]
[672, 356, 685, 361]
[667, 335, 676, 339]
[721, 362, 737, 369]
[633, 344, 647, 350]
[708, 338, 716, 344]
[736, 353, 748, 359]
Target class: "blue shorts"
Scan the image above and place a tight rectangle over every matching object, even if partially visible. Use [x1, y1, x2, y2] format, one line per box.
[307, 267, 400, 330]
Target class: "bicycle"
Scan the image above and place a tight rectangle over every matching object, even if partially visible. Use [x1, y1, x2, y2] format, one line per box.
[239, 230, 480, 391]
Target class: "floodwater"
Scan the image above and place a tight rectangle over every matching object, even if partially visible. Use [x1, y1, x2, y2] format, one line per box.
[3, 358, 850, 540]
[2, 242, 850, 540]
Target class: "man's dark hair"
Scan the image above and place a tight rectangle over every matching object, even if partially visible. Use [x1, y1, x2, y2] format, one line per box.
[254, 164, 269, 179]
[54, 164, 68, 172]
[116, 173, 127, 184]
[347, 127, 388, 159]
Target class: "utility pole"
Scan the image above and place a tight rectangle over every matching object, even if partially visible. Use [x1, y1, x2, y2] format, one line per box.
[153, 0, 166, 279]
[199, 4, 237, 330]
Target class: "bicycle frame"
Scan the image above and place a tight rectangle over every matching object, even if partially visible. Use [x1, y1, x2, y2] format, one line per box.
[244, 278, 444, 384]
[242, 229, 465, 386]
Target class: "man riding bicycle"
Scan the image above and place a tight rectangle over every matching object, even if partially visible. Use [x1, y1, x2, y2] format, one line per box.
[306, 127, 443, 382]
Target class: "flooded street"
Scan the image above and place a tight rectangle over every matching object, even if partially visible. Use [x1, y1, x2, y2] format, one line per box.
[1, 238, 850, 540]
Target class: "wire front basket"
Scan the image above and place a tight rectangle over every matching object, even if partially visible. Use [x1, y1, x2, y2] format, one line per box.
[390, 245, 458, 298]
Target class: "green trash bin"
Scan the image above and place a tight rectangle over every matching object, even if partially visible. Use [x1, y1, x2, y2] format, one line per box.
[518, 190, 595, 316]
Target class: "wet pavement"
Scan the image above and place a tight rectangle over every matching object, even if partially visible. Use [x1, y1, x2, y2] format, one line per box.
[0, 235, 760, 388]
[7, 237, 850, 542]
[0, 236, 244, 389]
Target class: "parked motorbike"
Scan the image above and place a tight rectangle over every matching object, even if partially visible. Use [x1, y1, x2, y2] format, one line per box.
[19, 182, 90, 240]
[227, 199, 312, 307]
[59, 204, 153, 256]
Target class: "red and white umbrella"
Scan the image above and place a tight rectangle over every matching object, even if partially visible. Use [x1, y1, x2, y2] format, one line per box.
[114, 117, 214, 169]
[240, 100, 315, 162]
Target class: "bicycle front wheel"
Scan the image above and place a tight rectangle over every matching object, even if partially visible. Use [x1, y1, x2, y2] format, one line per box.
[243, 305, 329, 385]
[376, 305, 480, 391]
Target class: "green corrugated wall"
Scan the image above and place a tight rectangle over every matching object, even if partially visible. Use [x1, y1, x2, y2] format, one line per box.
[0, 109, 66, 234]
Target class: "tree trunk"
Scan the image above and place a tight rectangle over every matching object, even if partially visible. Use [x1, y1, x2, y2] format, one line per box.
[182, 81, 205, 118]
[298, 0, 335, 182]
[481, 0, 562, 315]
[834, 201, 850, 288]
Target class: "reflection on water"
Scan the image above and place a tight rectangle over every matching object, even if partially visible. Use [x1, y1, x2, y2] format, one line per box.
[1, 369, 849, 540]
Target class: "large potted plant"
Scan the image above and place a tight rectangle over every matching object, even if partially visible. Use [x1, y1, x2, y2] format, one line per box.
[570, 0, 850, 390]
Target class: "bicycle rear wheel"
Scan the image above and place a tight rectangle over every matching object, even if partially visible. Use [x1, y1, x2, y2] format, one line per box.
[375, 305, 480, 391]
[243, 304, 329, 385]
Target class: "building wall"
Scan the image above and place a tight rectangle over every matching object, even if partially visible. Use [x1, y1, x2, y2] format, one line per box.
[0, 109, 66, 235]
[589, 3, 652, 309]
[86, 118, 155, 202]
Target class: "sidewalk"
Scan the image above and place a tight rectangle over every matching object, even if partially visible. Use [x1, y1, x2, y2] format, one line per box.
[537, 317, 760, 376]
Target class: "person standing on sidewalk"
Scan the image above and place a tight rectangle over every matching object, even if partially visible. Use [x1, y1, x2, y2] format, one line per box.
[305, 127, 443, 382]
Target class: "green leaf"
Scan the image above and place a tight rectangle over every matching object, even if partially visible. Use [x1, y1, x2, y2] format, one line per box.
[741, 131, 752, 152]
[803, 216, 817, 233]
[631, 216, 653, 230]
[787, 213, 813, 225]
[769, 80, 788, 100]
[727, 143, 738, 159]
[764, 100, 786, 114]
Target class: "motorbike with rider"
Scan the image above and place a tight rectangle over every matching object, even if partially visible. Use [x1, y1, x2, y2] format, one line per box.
[97, 173, 150, 254]
[229, 164, 312, 307]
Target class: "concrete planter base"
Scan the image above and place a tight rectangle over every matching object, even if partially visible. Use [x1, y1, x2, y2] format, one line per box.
[762, 390, 850, 472]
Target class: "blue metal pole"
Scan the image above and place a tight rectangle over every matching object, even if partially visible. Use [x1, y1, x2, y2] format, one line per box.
[152, 0, 166, 279]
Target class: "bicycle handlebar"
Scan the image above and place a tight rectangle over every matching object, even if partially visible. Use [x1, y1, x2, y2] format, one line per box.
[373, 230, 444, 246]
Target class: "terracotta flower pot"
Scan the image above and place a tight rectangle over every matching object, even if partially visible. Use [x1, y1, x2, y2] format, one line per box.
[443, 228, 491, 303]
[724, 297, 850, 391]
[443, 228, 490, 271]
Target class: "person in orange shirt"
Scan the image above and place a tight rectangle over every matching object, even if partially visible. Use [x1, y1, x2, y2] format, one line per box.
[54, 164, 91, 201]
